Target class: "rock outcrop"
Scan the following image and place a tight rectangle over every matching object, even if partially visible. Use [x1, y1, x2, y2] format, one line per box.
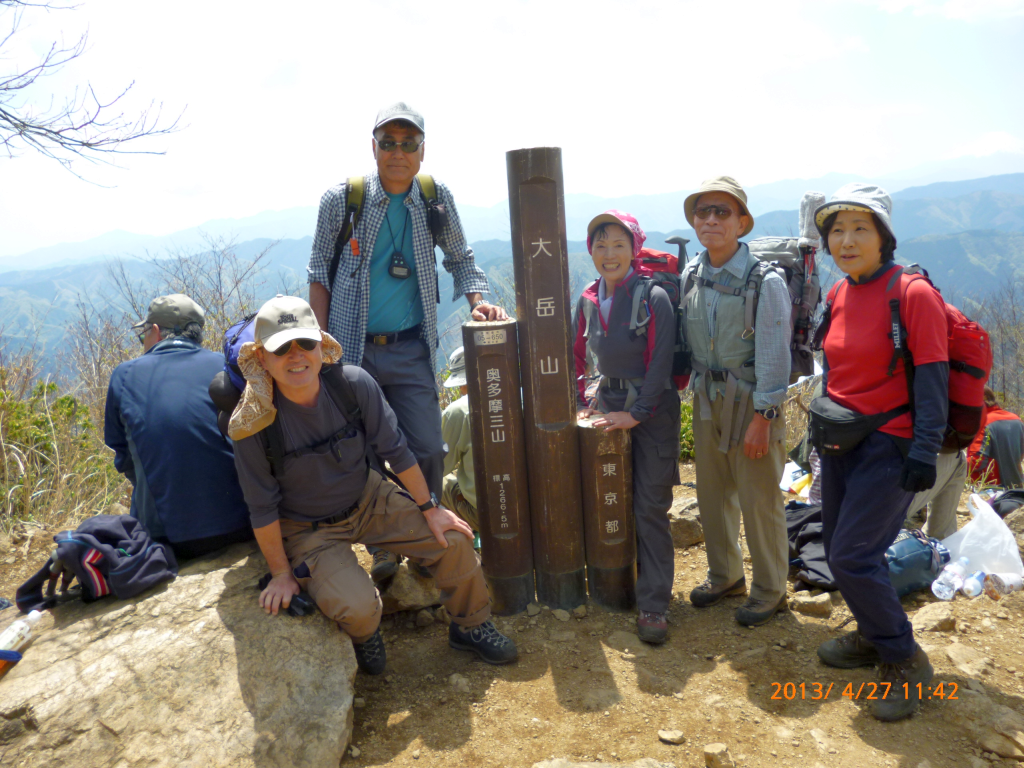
[0, 542, 357, 768]
[668, 498, 704, 549]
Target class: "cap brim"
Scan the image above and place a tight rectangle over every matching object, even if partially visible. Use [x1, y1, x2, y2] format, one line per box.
[813, 201, 877, 231]
[261, 328, 322, 353]
[684, 189, 754, 237]
[444, 370, 467, 388]
[130, 319, 148, 331]
[586, 213, 629, 242]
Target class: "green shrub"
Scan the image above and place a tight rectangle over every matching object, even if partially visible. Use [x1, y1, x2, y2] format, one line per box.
[679, 400, 694, 461]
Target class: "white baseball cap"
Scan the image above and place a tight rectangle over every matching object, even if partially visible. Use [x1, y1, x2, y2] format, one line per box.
[254, 295, 321, 353]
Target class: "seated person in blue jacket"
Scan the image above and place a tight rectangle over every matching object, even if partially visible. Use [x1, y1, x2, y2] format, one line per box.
[105, 294, 253, 561]
[572, 210, 681, 645]
[228, 295, 517, 674]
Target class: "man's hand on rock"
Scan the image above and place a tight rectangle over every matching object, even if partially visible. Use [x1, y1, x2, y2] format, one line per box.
[260, 571, 301, 616]
[423, 505, 474, 548]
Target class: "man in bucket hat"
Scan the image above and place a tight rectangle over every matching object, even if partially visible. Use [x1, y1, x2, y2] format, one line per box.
[681, 177, 793, 627]
[105, 294, 253, 561]
[230, 296, 517, 675]
[307, 102, 507, 583]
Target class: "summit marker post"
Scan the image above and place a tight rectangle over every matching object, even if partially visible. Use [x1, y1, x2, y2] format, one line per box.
[506, 147, 586, 609]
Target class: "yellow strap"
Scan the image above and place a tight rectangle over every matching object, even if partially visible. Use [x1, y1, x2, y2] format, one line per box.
[416, 173, 436, 202]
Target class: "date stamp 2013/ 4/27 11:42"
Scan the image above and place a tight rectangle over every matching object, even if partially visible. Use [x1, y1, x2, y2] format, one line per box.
[770, 681, 959, 701]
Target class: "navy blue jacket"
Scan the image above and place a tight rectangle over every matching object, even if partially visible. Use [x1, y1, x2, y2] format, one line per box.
[104, 338, 250, 542]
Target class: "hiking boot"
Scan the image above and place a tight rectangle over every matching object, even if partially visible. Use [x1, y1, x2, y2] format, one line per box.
[817, 630, 882, 669]
[735, 594, 787, 627]
[370, 550, 399, 584]
[411, 561, 433, 579]
[637, 611, 668, 644]
[872, 646, 934, 722]
[690, 576, 747, 608]
[352, 628, 387, 675]
[448, 620, 518, 665]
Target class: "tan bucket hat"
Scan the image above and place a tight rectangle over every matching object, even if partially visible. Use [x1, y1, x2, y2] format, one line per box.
[683, 176, 755, 237]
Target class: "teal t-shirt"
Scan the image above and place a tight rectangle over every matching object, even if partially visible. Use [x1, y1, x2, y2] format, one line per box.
[367, 191, 423, 333]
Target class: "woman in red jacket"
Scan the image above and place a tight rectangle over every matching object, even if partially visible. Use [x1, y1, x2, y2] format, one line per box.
[811, 183, 947, 722]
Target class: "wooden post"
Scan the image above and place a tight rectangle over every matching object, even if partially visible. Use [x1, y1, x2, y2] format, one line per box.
[506, 146, 586, 609]
[578, 417, 636, 611]
[462, 319, 534, 615]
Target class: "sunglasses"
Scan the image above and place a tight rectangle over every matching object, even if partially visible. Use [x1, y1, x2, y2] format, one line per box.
[271, 338, 319, 356]
[137, 324, 151, 346]
[694, 204, 739, 220]
[376, 138, 423, 154]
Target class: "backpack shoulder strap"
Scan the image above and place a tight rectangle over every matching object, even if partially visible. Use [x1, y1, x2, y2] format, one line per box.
[261, 418, 287, 478]
[581, 298, 596, 340]
[629, 276, 654, 337]
[417, 173, 436, 203]
[321, 364, 364, 433]
[417, 174, 443, 247]
[327, 176, 366, 292]
[741, 260, 774, 339]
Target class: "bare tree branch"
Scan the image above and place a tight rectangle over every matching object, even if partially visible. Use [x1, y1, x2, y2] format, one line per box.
[0, 0, 183, 178]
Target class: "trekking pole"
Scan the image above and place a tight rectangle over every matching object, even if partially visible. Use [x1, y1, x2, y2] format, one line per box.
[664, 236, 690, 273]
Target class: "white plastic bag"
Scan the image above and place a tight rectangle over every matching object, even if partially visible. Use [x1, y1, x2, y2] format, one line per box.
[941, 494, 1024, 576]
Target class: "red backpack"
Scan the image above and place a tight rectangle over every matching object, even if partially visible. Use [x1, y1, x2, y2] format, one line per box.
[818, 264, 992, 449]
[635, 247, 690, 389]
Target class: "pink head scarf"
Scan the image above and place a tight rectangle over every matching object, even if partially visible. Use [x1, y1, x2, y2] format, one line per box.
[586, 209, 647, 261]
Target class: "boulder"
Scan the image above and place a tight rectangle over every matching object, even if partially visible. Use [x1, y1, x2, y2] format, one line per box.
[0, 542, 356, 768]
[380, 562, 442, 614]
[658, 729, 686, 745]
[790, 592, 832, 618]
[1005, 508, 1024, 535]
[668, 498, 704, 548]
[911, 602, 956, 632]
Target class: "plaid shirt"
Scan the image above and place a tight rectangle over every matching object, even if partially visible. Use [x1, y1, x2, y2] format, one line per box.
[308, 172, 490, 366]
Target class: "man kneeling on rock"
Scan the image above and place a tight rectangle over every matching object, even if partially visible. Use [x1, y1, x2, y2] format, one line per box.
[229, 295, 517, 674]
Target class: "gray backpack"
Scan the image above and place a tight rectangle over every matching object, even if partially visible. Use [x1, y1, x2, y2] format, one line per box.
[747, 235, 822, 382]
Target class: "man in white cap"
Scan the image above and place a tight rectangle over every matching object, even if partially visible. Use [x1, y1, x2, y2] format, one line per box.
[231, 296, 517, 675]
[440, 347, 479, 532]
[105, 294, 253, 560]
[306, 102, 507, 582]
[681, 177, 793, 627]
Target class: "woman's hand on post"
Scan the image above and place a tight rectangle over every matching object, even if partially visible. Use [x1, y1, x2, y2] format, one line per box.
[743, 414, 772, 460]
[593, 411, 639, 432]
[577, 407, 596, 421]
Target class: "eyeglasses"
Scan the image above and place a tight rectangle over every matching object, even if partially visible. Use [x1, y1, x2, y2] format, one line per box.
[375, 138, 423, 154]
[271, 338, 319, 356]
[137, 324, 150, 346]
[694, 204, 738, 220]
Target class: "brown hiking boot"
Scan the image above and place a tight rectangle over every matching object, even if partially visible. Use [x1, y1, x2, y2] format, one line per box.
[637, 611, 668, 644]
[370, 550, 399, 584]
[817, 630, 882, 669]
[872, 646, 934, 722]
[689, 577, 746, 608]
[735, 594, 787, 627]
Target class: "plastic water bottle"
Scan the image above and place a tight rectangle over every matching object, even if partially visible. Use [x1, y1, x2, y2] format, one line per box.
[932, 557, 970, 600]
[0, 610, 42, 652]
[963, 571, 986, 598]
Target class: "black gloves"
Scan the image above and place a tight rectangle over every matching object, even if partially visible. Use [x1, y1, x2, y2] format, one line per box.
[899, 457, 937, 494]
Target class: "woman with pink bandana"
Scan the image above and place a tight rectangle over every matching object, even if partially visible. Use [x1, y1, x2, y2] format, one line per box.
[572, 210, 681, 643]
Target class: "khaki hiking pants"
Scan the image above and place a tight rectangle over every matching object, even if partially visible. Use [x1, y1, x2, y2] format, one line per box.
[693, 392, 789, 603]
[280, 469, 491, 642]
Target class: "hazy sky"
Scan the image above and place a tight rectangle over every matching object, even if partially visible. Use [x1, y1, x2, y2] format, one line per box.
[2, 0, 1023, 256]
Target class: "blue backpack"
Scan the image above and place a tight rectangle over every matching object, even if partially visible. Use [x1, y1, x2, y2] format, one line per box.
[885, 529, 950, 597]
[223, 313, 257, 392]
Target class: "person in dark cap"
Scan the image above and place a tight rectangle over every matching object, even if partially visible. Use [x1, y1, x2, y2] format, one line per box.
[104, 294, 253, 560]
[307, 102, 507, 583]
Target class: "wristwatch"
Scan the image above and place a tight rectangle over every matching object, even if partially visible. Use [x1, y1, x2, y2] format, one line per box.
[755, 407, 779, 420]
[470, 300, 487, 311]
[417, 492, 439, 512]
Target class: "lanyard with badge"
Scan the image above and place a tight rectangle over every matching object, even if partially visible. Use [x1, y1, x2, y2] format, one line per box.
[384, 199, 412, 279]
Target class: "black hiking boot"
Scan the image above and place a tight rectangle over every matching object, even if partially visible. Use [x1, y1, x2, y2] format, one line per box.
[689, 576, 746, 608]
[735, 594, 787, 627]
[353, 628, 387, 675]
[817, 630, 883, 669]
[872, 646, 934, 722]
[449, 620, 518, 665]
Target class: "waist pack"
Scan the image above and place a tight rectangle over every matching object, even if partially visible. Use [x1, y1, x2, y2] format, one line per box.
[815, 264, 992, 450]
[808, 394, 908, 455]
[16, 515, 178, 613]
[886, 528, 949, 597]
